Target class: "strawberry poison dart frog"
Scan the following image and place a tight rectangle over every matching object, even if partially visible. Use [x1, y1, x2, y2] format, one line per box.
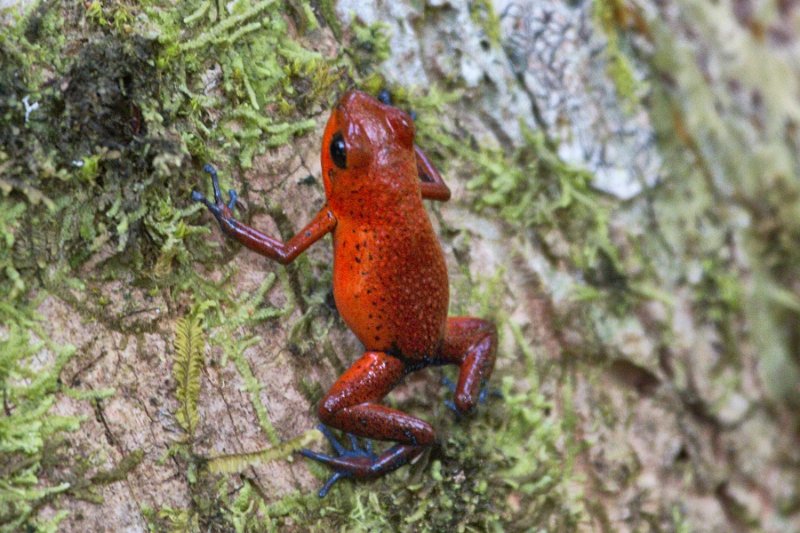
[193, 90, 497, 497]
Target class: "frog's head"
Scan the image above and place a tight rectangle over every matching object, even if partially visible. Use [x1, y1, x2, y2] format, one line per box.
[321, 90, 416, 205]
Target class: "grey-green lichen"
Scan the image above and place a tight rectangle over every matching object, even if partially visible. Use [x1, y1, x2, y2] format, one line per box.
[469, 0, 502, 47]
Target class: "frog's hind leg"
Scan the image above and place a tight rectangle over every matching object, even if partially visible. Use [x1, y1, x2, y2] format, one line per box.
[301, 351, 434, 496]
[438, 317, 498, 415]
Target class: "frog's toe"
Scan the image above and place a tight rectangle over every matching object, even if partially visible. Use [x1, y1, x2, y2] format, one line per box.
[298, 449, 355, 498]
[191, 190, 208, 203]
[377, 89, 393, 105]
[316, 424, 345, 455]
[191, 189, 221, 216]
[202, 164, 221, 196]
[195, 164, 241, 218]
[317, 471, 348, 498]
[480, 384, 503, 403]
[304, 424, 378, 462]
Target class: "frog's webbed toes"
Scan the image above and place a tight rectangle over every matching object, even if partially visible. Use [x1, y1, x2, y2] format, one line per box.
[193, 164, 242, 220]
[301, 425, 379, 497]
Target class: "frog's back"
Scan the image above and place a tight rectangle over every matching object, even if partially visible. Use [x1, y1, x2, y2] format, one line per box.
[332, 195, 449, 359]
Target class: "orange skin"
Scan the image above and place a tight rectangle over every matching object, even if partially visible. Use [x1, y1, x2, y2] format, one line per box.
[193, 90, 497, 496]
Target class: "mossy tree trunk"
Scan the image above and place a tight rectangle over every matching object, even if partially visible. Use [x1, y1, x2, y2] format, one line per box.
[1, 0, 799, 531]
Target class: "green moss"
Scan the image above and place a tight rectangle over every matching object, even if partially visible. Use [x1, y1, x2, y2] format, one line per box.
[0, 301, 80, 531]
[469, 0, 501, 46]
[142, 504, 199, 533]
[0, 201, 26, 299]
[317, 0, 343, 40]
[173, 308, 207, 438]
[0, 283, 142, 526]
[349, 17, 391, 73]
[593, 0, 642, 109]
[207, 429, 322, 474]
[148, 0, 347, 169]
[636, 4, 800, 408]
[144, 195, 208, 279]
[0, 0, 376, 527]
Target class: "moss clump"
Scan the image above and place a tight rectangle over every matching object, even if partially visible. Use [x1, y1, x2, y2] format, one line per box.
[641, 6, 800, 409]
[0, 6, 144, 528]
[593, 0, 642, 109]
[348, 17, 391, 74]
[469, 0, 501, 47]
[173, 307, 207, 438]
[1, 9, 190, 294]
[0, 302, 79, 532]
[467, 126, 617, 271]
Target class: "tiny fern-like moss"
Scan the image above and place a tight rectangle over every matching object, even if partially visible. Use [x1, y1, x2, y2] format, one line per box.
[173, 310, 206, 437]
[206, 428, 323, 474]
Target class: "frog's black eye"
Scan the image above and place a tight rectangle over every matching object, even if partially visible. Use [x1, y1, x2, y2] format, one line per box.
[329, 132, 347, 169]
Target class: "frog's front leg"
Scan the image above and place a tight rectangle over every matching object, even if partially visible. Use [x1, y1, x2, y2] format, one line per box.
[192, 164, 336, 264]
[415, 145, 451, 202]
[438, 317, 498, 414]
[301, 351, 434, 496]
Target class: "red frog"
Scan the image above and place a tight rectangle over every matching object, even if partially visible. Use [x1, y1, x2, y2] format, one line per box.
[193, 90, 497, 497]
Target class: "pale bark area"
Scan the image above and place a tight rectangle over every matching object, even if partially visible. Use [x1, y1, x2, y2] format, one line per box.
[11, 0, 800, 531]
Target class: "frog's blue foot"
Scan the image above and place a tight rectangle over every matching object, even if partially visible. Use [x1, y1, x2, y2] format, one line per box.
[301, 424, 423, 498]
[441, 376, 501, 417]
[191, 164, 238, 217]
[301, 425, 377, 497]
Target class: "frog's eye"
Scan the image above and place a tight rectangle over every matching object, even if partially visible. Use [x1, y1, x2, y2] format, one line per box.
[330, 132, 347, 169]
